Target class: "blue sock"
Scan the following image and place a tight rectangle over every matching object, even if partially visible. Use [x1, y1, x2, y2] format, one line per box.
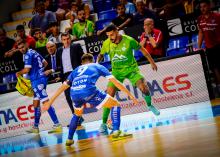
[68, 114, 80, 140]
[34, 107, 41, 127]
[111, 106, 121, 131]
[48, 106, 59, 125]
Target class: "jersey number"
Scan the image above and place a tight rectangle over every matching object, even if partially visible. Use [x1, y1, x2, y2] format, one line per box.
[77, 66, 88, 76]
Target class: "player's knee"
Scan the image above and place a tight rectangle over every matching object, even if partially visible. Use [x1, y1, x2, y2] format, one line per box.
[74, 108, 83, 116]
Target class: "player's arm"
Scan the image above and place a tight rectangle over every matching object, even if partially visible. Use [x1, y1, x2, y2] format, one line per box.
[198, 29, 204, 49]
[16, 68, 30, 77]
[108, 77, 138, 104]
[96, 54, 104, 63]
[42, 81, 70, 112]
[117, 17, 132, 30]
[139, 46, 157, 71]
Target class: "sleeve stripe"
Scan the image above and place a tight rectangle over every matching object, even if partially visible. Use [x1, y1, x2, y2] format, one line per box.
[25, 65, 32, 68]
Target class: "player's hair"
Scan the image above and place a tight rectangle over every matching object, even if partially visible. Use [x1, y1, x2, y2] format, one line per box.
[81, 53, 94, 62]
[105, 24, 117, 32]
[16, 25, 25, 31]
[117, 3, 125, 9]
[77, 7, 85, 14]
[32, 28, 41, 34]
[199, 0, 210, 5]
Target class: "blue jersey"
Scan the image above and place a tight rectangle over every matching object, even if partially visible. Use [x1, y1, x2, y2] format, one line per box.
[24, 49, 46, 81]
[67, 63, 112, 99]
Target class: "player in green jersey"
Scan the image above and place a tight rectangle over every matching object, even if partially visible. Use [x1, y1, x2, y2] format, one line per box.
[97, 24, 160, 133]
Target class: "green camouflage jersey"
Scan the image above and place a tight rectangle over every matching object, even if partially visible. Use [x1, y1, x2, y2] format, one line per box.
[100, 34, 141, 75]
[72, 20, 94, 39]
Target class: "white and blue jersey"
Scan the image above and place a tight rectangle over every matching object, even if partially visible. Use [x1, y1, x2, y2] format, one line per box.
[24, 49, 48, 102]
[67, 63, 113, 108]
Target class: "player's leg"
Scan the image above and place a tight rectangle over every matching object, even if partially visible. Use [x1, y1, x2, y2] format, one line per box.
[136, 78, 160, 115]
[94, 91, 132, 140]
[26, 98, 41, 133]
[100, 85, 117, 133]
[128, 70, 160, 116]
[66, 105, 84, 147]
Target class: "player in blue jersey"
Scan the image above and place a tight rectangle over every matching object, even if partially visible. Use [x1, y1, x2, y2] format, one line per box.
[16, 40, 62, 134]
[42, 53, 138, 146]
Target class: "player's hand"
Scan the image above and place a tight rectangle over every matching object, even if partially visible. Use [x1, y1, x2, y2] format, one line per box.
[151, 63, 158, 71]
[55, 77, 61, 82]
[44, 70, 52, 76]
[16, 72, 20, 77]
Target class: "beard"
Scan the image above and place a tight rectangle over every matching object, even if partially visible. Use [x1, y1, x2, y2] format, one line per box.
[79, 18, 85, 23]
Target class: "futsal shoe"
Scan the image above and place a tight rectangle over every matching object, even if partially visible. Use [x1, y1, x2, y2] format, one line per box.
[26, 126, 39, 134]
[148, 105, 160, 116]
[48, 124, 62, 134]
[111, 130, 133, 141]
[66, 139, 74, 147]
[99, 123, 108, 135]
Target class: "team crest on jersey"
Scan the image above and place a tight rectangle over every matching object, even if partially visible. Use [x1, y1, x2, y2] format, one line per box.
[122, 47, 126, 51]
[25, 55, 29, 59]
[112, 54, 128, 61]
[37, 84, 44, 90]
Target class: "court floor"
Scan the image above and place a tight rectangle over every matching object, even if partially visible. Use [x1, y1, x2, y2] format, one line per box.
[1, 100, 220, 157]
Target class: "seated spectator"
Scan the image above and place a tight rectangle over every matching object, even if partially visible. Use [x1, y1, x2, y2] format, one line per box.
[119, 0, 136, 14]
[133, 0, 157, 25]
[72, 8, 94, 40]
[97, 3, 133, 35]
[75, 0, 91, 20]
[15, 25, 36, 49]
[140, 18, 164, 58]
[65, 2, 79, 23]
[29, 1, 57, 34]
[34, 28, 49, 48]
[45, 41, 61, 82]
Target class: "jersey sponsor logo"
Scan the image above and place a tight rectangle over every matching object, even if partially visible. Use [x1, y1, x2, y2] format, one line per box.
[112, 54, 128, 62]
[71, 85, 86, 90]
[24, 55, 29, 60]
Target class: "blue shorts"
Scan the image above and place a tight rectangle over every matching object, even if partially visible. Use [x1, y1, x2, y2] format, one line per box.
[31, 77, 48, 102]
[72, 89, 107, 109]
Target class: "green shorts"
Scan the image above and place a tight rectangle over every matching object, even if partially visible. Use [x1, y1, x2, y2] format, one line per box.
[108, 68, 144, 89]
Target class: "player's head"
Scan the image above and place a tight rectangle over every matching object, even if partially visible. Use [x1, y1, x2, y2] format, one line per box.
[17, 39, 28, 54]
[81, 53, 94, 64]
[199, 0, 211, 15]
[105, 24, 119, 43]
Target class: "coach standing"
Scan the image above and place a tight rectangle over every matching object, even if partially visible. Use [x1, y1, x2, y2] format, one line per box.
[197, 0, 220, 95]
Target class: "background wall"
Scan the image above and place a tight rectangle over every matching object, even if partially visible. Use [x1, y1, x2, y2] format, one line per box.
[0, 0, 21, 26]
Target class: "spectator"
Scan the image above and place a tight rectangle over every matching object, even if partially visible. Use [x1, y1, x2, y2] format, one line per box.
[34, 28, 48, 48]
[45, 41, 61, 81]
[57, 32, 84, 116]
[48, 22, 62, 43]
[97, 3, 133, 35]
[29, 1, 57, 34]
[72, 8, 94, 40]
[183, 0, 195, 14]
[140, 18, 164, 58]
[197, 0, 220, 95]
[75, 0, 91, 20]
[119, 0, 136, 14]
[133, 0, 157, 25]
[15, 25, 36, 49]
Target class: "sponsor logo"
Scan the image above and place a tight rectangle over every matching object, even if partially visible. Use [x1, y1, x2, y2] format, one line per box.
[112, 54, 128, 61]
[167, 18, 183, 36]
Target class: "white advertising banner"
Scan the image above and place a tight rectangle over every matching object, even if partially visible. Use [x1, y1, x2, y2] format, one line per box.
[0, 54, 209, 139]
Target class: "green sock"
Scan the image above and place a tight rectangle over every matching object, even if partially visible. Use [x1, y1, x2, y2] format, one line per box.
[144, 95, 152, 107]
[102, 107, 110, 124]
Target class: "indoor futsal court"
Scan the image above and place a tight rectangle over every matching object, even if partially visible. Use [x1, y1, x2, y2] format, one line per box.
[1, 100, 220, 157]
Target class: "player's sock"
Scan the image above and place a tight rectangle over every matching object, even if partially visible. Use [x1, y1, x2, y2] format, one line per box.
[48, 106, 59, 125]
[34, 107, 41, 127]
[102, 107, 111, 124]
[111, 106, 121, 131]
[68, 114, 80, 140]
[144, 94, 152, 107]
